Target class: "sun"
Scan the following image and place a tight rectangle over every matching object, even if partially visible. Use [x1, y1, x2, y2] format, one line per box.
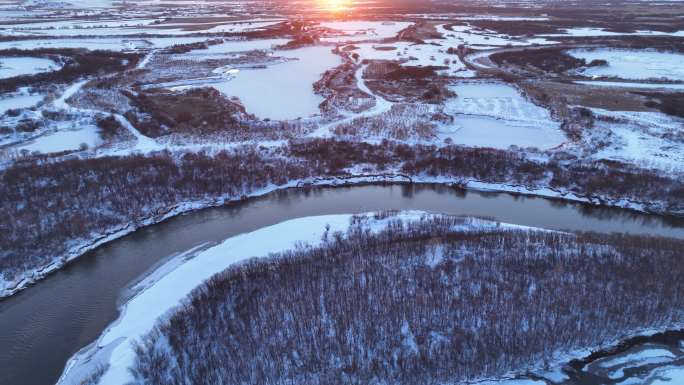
[320, 0, 352, 12]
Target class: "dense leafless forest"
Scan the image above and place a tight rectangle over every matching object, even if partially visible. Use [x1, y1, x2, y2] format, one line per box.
[2, 140, 683, 283]
[129, 213, 684, 385]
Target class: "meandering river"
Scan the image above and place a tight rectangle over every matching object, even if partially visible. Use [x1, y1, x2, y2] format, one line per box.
[1, 184, 683, 385]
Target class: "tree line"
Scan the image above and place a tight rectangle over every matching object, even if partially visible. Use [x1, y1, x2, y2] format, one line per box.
[1, 139, 682, 283]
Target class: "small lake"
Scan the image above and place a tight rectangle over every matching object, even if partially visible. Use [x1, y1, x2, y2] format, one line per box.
[0, 56, 60, 79]
[443, 82, 566, 150]
[213, 45, 341, 120]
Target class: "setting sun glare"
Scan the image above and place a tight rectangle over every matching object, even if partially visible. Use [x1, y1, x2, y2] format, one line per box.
[320, 0, 352, 12]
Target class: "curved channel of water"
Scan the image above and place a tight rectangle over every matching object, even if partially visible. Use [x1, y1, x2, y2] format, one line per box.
[1, 184, 683, 385]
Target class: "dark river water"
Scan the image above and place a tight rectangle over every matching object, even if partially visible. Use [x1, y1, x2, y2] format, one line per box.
[1, 184, 684, 385]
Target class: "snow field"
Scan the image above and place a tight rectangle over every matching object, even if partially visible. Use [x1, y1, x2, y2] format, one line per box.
[568, 49, 684, 81]
[0, 56, 61, 79]
[17, 126, 100, 153]
[440, 82, 565, 150]
[548, 27, 684, 38]
[319, 20, 413, 43]
[0, 37, 211, 52]
[437, 24, 557, 48]
[588, 108, 684, 172]
[348, 41, 475, 77]
[0, 88, 43, 115]
[182, 37, 290, 58]
[0, 16, 281, 36]
[574, 81, 684, 90]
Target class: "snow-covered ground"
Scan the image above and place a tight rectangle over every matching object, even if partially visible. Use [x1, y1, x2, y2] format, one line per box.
[440, 82, 565, 150]
[309, 63, 394, 137]
[0, 16, 281, 36]
[594, 346, 675, 378]
[319, 20, 413, 43]
[0, 36, 211, 52]
[54, 211, 541, 385]
[33, 0, 115, 9]
[0, 87, 43, 114]
[623, 365, 684, 385]
[348, 41, 474, 77]
[4, 78, 159, 155]
[0, 56, 60, 79]
[0, 18, 160, 30]
[437, 24, 557, 48]
[579, 344, 684, 384]
[16, 125, 99, 153]
[111, 113, 161, 152]
[568, 49, 684, 81]
[457, 15, 551, 21]
[574, 80, 684, 90]
[0, 18, 160, 36]
[479, 379, 545, 385]
[156, 19, 280, 34]
[588, 108, 684, 172]
[343, 23, 556, 78]
[547, 27, 684, 38]
[181, 37, 290, 59]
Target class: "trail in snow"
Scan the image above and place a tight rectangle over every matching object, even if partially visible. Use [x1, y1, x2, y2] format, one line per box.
[354, 65, 391, 112]
[52, 78, 162, 152]
[136, 51, 155, 70]
[113, 114, 161, 152]
[53, 79, 160, 153]
[309, 64, 394, 137]
[52, 79, 88, 111]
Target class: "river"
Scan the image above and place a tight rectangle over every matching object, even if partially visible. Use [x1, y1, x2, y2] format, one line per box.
[1, 184, 683, 385]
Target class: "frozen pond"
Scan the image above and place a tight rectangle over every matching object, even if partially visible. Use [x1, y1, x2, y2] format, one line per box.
[212, 45, 341, 120]
[568, 49, 684, 81]
[0, 57, 60, 79]
[17, 126, 99, 154]
[441, 82, 566, 150]
[0, 89, 43, 115]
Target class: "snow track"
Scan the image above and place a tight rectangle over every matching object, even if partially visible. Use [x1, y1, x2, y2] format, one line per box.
[310, 64, 393, 137]
[113, 114, 160, 152]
